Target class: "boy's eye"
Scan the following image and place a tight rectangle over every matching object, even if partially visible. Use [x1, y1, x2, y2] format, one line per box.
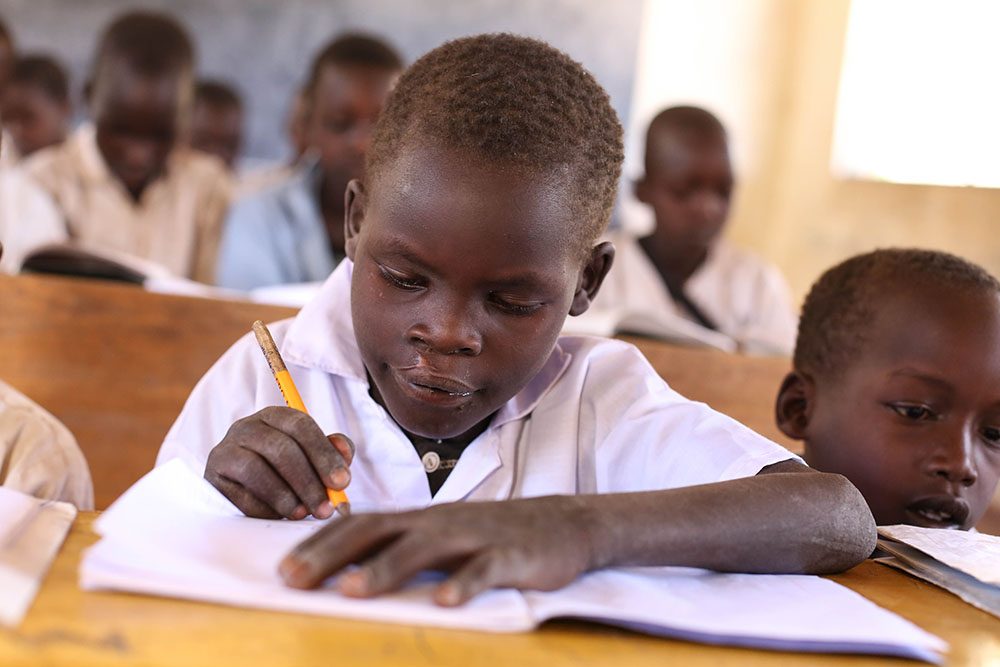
[981, 426, 1000, 444]
[889, 403, 935, 421]
[378, 266, 422, 291]
[489, 293, 543, 316]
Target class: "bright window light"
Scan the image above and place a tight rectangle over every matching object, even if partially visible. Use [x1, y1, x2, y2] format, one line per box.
[832, 0, 1000, 188]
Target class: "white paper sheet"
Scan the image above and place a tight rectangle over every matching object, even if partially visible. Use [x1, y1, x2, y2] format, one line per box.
[80, 461, 946, 662]
[0, 486, 77, 627]
[880, 524, 1000, 586]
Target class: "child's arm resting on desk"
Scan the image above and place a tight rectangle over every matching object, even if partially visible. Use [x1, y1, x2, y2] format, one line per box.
[279, 460, 876, 606]
[204, 406, 354, 521]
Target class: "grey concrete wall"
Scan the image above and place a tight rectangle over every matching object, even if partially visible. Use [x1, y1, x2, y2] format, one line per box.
[0, 0, 642, 164]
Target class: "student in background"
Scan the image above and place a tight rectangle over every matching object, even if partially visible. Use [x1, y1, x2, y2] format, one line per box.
[161, 35, 874, 604]
[216, 34, 401, 291]
[567, 106, 797, 355]
[0, 17, 18, 168]
[189, 79, 243, 170]
[1, 54, 71, 158]
[0, 109, 67, 274]
[775, 249, 1000, 531]
[235, 87, 311, 196]
[24, 11, 232, 284]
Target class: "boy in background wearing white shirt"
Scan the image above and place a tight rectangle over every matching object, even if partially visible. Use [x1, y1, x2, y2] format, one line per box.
[24, 11, 232, 283]
[568, 106, 797, 355]
[775, 249, 1000, 533]
[159, 35, 874, 606]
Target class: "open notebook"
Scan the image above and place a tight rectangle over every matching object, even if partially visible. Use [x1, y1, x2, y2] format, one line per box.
[80, 460, 946, 662]
[876, 525, 1000, 620]
[0, 487, 77, 626]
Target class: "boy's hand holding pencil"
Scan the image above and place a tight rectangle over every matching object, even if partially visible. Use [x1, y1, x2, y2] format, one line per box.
[203, 322, 353, 520]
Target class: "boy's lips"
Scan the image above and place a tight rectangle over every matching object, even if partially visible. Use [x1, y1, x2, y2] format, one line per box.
[904, 495, 970, 529]
[393, 369, 478, 408]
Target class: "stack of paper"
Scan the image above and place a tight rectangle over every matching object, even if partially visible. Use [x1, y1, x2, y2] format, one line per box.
[877, 525, 1000, 619]
[81, 460, 947, 662]
[0, 487, 77, 626]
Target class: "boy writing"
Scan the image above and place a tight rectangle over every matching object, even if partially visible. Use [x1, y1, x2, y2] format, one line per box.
[775, 249, 1000, 530]
[1, 54, 71, 158]
[159, 35, 874, 605]
[567, 106, 797, 355]
[24, 11, 232, 284]
[215, 34, 402, 290]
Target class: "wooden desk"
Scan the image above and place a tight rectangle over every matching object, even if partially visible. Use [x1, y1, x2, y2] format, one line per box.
[0, 274, 297, 508]
[3, 512, 998, 666]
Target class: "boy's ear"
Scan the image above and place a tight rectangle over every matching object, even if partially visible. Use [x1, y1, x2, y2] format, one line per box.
[344, 179, 366, 261]
[569, 242, 615, 316]
[774, 371, 816, 440]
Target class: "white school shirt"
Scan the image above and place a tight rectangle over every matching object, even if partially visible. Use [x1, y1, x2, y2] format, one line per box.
[565, 233, 798, 356]
[158, 260, 797, 512]
[0, 167, 68, 273]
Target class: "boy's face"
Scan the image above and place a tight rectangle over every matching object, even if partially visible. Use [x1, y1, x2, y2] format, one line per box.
[1, 82, 68, 156]
[92, 58, 187, 198]
[785, 282, 1000, 529]
[636, 131, 732, 261]
[190, 101, 242, 169]
[307, 64, 396, 191]
[346, 144, 601, 440]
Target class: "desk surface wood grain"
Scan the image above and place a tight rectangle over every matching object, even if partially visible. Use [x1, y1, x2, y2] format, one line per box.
[3, 512, 999, 666]
[0, 274, 297, 508]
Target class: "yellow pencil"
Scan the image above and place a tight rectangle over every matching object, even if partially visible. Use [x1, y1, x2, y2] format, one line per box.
[252, 320, 350, 517]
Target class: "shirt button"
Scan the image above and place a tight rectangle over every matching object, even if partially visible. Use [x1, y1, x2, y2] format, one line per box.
[422, 451, 441, 473]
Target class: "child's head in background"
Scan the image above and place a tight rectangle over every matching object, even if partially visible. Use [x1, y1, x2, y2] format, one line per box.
[87, 11, 194, 200]
[303, 33, 402, 248]
[634, 106, 733, 283]
[1, 54, 70, 157]
[776, 248, 1000, 529]
[0, 18, 14, 96]
[345, 33, 623, 441]
[189, 79, 242, 169]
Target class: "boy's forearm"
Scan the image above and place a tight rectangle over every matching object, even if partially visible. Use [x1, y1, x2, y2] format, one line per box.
[577, 464, 877, 575]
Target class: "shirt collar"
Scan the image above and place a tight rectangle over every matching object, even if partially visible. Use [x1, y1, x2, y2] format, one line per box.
[281, 258, 574, 427]
[75, 122, 179, 194]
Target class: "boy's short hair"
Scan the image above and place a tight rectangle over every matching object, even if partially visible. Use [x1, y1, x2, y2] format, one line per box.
[304, 33, 403, 96]
[10, 54, 69, 104]
[795, 248, 1000, 379]
[195, 79, 241, 111]
[645, 105, 726, 172]
[94, 11, 194, 79]
[366, 33, 624, 253]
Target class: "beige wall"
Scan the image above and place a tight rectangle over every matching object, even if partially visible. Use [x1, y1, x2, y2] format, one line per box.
[726, 0, 1000, 306]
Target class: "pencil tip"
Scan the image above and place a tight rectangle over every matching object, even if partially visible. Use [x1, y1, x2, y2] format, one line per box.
[336, 502, 351, 517]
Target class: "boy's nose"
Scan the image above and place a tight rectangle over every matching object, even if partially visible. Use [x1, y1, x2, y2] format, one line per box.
[407, 300, 482, 357]
[925, 430, 978, 486]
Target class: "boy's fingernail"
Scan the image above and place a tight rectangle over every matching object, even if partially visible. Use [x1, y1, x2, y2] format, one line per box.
[315, 501, 333, 519]
[338, 570, 368, 597]
[278, 556, 308, 585]
[292, 505, 308, 520]
[331, 468, 350, 489]
[436, 582, 462, 606]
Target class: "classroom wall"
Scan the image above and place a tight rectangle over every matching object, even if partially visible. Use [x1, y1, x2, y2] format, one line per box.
[0, 0, 643, 165]
[722, 0, 1000, 305]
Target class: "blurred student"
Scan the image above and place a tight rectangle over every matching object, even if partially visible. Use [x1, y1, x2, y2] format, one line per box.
[216, 34, 401, 290]
[235, 87, 310, 196]
[24, 11, 232, 283]
[189, 79, 243, 170]
[776, 249, 1000, 531]
[0, 17, 17, 168]
[566, 106, 796, 355]
[1, 54, 71, 158]
[0, 109, 67, 274]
